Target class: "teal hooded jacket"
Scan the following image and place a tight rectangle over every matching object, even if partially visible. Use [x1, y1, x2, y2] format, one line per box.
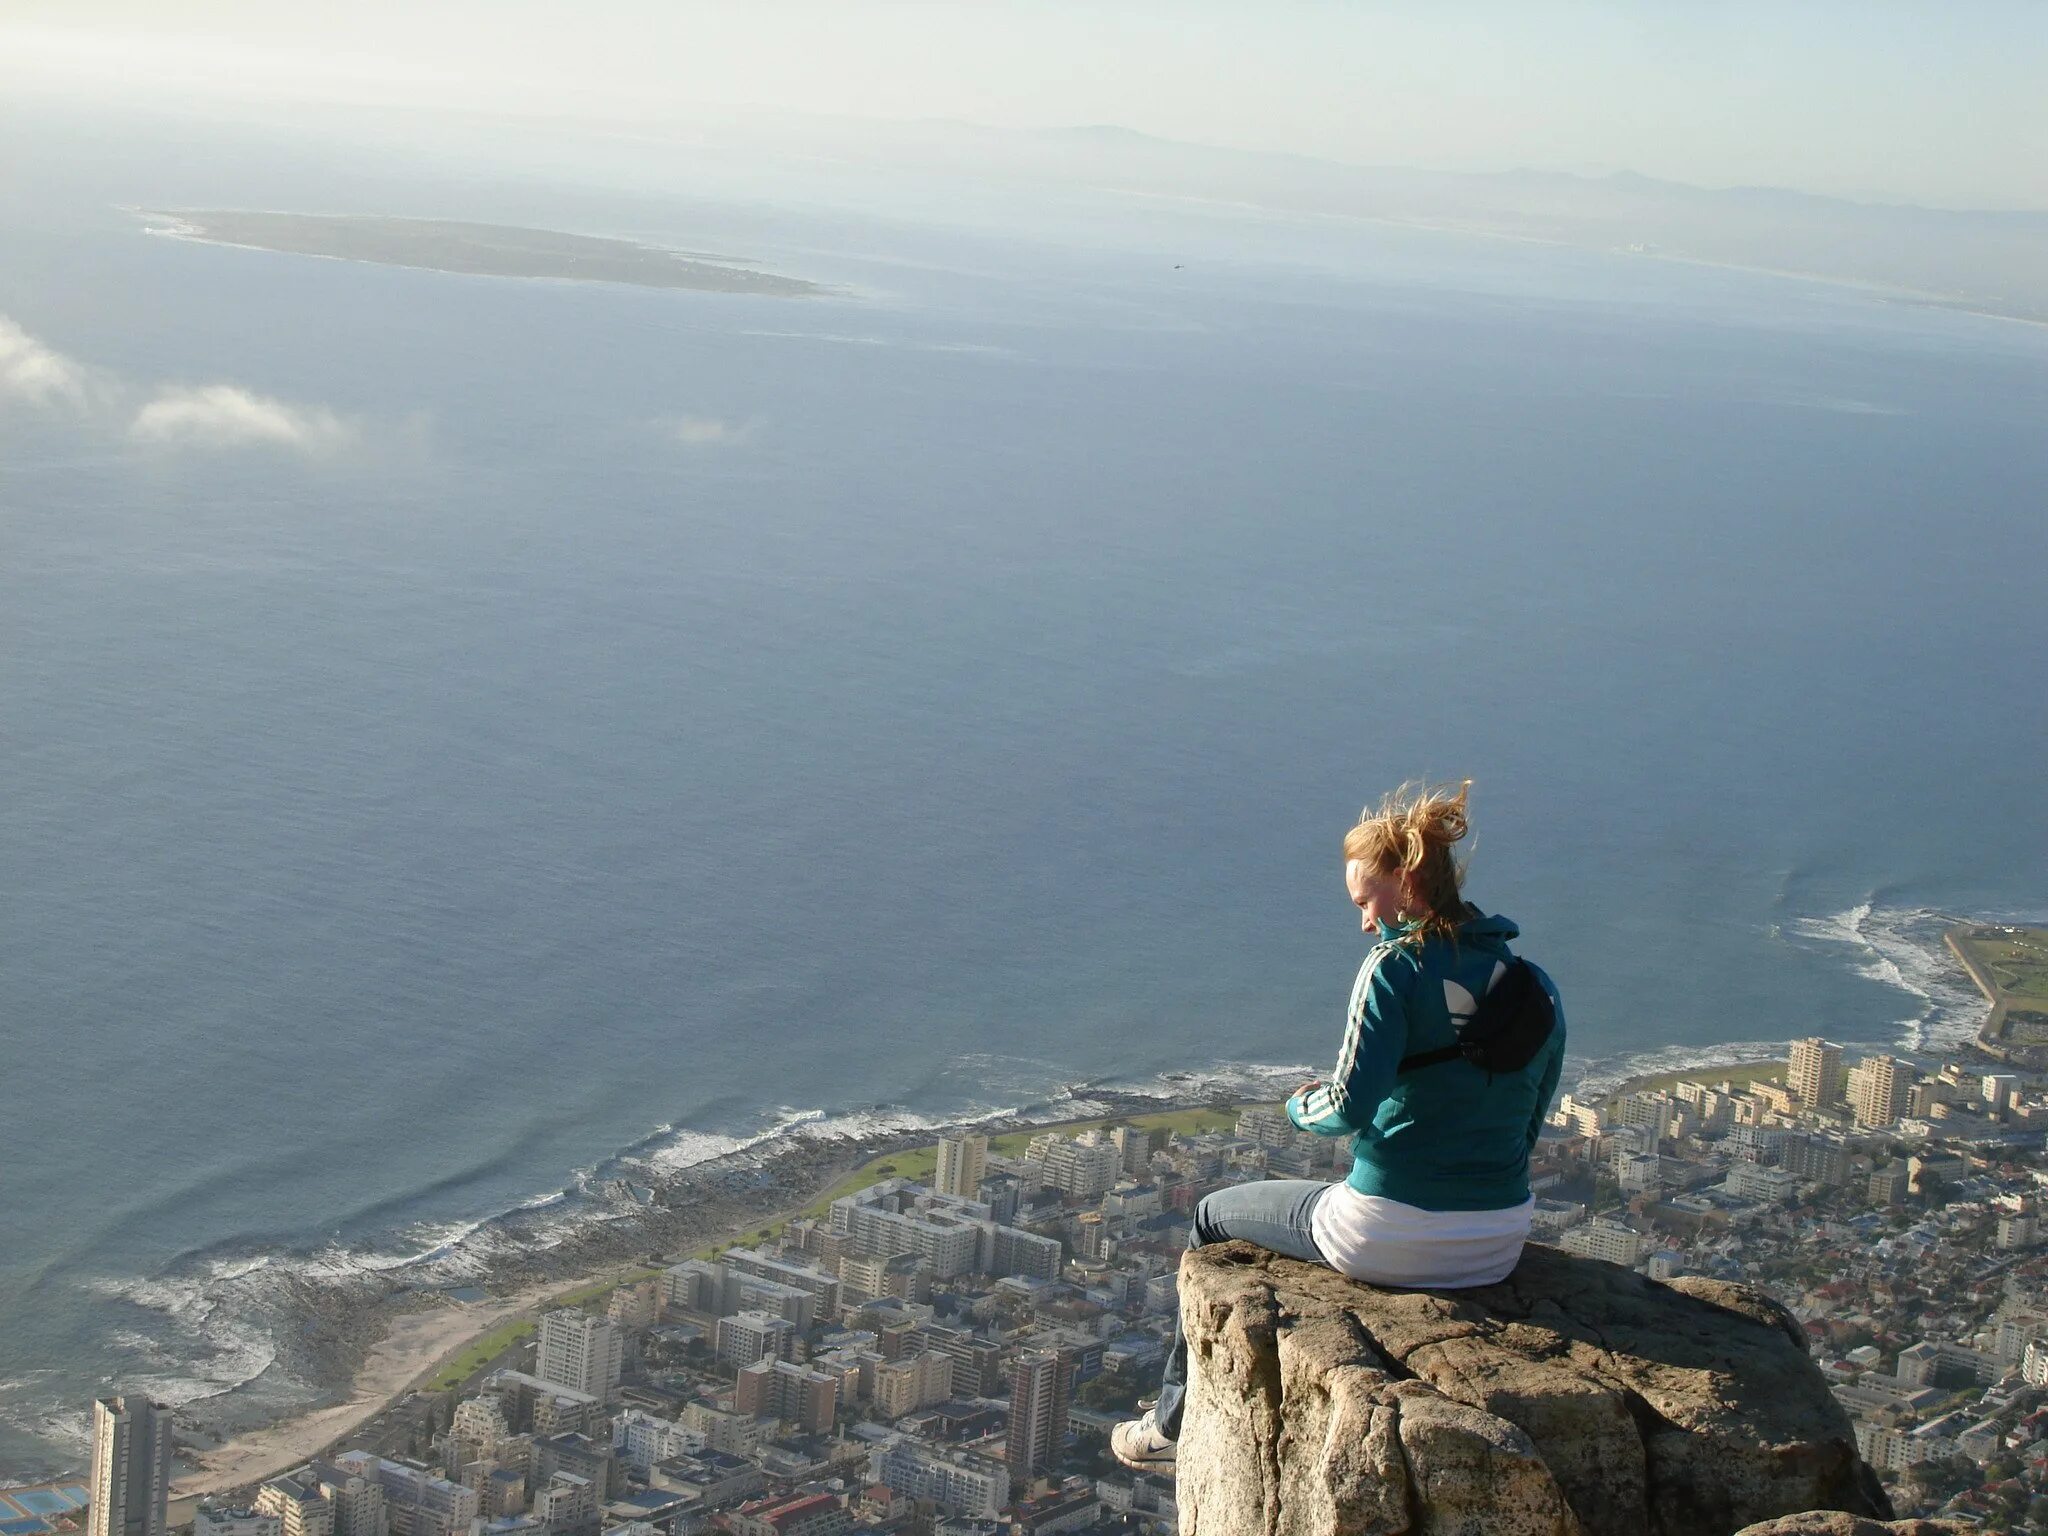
[1285, 910, 1566, 1212]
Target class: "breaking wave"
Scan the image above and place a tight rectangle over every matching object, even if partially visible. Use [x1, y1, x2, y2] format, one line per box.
[1786, 901, 2000, 1053]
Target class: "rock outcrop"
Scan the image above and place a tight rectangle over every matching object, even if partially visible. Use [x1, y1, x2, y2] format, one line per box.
[1175, 1242, 1893, 1536]
[1732, 1516, 1970, 1536]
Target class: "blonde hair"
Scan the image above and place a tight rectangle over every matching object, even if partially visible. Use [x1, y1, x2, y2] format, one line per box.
[1343, 780, 1473, 940]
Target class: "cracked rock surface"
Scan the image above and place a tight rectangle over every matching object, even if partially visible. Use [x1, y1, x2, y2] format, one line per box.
[1175, 1242, 1893, 1536]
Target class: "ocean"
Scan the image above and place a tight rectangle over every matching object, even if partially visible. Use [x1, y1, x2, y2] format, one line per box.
[2, 106, 2045, 1478]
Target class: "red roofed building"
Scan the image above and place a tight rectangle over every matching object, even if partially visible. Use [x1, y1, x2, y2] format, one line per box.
[720, 1491, 853, 1536]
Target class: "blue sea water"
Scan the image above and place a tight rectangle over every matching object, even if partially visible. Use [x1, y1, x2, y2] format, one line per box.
[2, 108, 2045, 1476]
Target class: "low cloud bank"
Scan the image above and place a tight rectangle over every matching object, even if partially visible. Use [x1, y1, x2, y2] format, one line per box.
[2, 311, 358, 456]
[666, 414, 758, 448]
[0, 316, 94, 409]
[131, 385, 356, 453]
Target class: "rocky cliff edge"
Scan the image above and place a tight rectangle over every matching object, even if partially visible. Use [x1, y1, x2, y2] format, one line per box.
[1174, 1241, 1897, 1536]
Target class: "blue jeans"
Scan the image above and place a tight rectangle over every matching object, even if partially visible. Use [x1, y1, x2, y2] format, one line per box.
[1155, 1179, 1331, 1439]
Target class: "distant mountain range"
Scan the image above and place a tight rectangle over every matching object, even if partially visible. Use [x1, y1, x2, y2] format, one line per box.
[847, 118, 2048, 325]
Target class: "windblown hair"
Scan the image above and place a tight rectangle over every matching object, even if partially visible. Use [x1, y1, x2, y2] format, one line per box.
[1343, 779, 1473, 940]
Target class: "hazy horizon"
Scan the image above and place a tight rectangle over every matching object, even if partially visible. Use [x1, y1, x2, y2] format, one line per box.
[4, 1, 2046, 212]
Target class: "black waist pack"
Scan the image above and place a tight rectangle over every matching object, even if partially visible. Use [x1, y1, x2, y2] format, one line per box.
[1398, 957, 1556, 1078]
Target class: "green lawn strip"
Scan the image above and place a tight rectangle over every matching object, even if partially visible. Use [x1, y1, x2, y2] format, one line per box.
[424, 1319, 537, 1391]
[550, 1267, 662, 1309]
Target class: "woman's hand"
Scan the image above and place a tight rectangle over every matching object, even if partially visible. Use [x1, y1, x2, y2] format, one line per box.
[1295, 1078, 1322, 1099]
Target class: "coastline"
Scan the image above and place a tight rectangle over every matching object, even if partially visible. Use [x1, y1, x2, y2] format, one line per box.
[160, 1092, 1253, 1504]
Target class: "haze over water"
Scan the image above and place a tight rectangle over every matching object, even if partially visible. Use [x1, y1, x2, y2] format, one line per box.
[2, 110, 2045, 1477]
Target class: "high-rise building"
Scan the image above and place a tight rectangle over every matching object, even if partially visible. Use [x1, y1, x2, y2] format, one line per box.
[1848, 1055, 1913, 1129]
[1788, 1039, 1846, 1108]
[534, 1310, 623, 1400]
[935, 1134, 989, 1199]
[734, 1359, 839, 1434]
[714, 1310, 798, 1369]
[1004, 1350, 1074, 1496]
[89, 1397, 172, 1536]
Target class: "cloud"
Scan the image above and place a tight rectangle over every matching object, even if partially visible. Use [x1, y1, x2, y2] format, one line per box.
[130, 384, 356, 454]
[0, 315, 94, 410]
[665, 414, 758, 448]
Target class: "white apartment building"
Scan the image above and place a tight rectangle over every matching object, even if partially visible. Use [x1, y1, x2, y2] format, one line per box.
[1726, 1163, 1800, 1203]
[306, 1461, 389, 1536]
[987, 1224, 1062, 1281]
[721, 1248, 844, 1323]
[867, 1440, 1005, 1520]
[193, 1512, 281, 1536]
[1028, 1134, 1123, 1200]
[612, 1410, 705, 1477]
[681, 1402, 765, 1458]
[1618, 1153, 1662, 1194]
[327, 1455, 477, 1536]
[530, 1473, 596, 1536]
[1854, 1420, 1917, 1475]
[714, 1310, 798, 1369]
[873, 1350, 954, 1419]
[2022, 1337, 2048, 1386]
[934, 1134, 989, 1199]
[830, 1182, 985, 1278]
[1613, 1092, 1679, 1144]
[1548, 1094, 1606, 1137]
[253, 1478, 335, 1536]
[1559, 1220, 1643, 1267]
[534, 1311, 622, 1401]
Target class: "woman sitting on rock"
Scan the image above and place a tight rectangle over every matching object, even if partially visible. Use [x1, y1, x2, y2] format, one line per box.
[1113, 780, 1567, 1470]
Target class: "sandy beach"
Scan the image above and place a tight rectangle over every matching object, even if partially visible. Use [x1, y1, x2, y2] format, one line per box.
[169, 1275, 573, 1501]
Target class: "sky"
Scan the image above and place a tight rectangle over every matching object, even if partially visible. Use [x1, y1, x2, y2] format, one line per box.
[3, 1, 2046, 210]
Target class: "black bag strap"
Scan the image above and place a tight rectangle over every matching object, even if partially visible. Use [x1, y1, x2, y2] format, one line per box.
[1397, 954, 1551, 1075]
[1397, 1041, 1470, 1073]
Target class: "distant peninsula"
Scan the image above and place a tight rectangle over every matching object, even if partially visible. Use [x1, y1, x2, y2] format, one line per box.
[141, 210, 824, 297]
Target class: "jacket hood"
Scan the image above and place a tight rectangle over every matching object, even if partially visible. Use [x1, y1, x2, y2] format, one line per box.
[1458, 909, 1520, 943]
[1374, 908, 1519, 945]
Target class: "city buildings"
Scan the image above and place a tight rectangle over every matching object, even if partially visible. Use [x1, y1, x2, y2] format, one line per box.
[70, 1054, 2048, 1534]
[866, 1438, 1004, 1520]
[88, 1397, 172, 1536]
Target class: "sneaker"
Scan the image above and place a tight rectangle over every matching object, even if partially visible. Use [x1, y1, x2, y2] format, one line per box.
[1111, 1408, 1177, 1471]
